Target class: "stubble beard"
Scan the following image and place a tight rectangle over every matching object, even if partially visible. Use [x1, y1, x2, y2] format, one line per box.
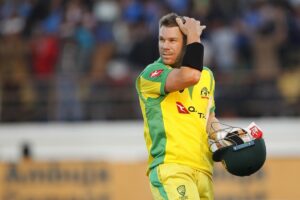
[172, 53, 183, 68]
[171, 47, 185, 68]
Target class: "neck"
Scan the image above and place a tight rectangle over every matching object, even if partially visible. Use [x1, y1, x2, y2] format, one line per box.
[171, 61, 181, 68]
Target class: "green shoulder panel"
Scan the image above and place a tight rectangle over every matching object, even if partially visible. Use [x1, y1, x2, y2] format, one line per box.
[141, 62, 172, 82]
[135, 59, 172, 105]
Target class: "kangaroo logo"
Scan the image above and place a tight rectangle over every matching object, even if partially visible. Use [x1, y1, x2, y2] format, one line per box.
[176, 102, 189, 114]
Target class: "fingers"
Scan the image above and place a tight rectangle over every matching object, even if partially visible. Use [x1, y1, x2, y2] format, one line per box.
[176, 16, 206, 43]
[178, 16, 186, 24]
[176, 17, 204, 27]
[225, 132, 244, 145]
[176, 17, 184, 28]
[232, 128, 247, 136]
[176, 16, 206, 33]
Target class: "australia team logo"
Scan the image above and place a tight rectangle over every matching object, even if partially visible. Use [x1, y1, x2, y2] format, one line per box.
[177, 185, 188, 199]
[150, 69, 164, 78]
[201, 87, 209, 99]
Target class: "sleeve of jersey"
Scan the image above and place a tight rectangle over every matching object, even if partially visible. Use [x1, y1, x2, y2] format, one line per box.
[137, 64, 172, 101]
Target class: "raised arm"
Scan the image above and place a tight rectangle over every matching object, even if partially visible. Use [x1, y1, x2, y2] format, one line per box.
[165, 17, 206, 93]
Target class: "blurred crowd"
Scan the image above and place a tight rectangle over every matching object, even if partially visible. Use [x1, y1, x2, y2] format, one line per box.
[0, 0, 299, 122]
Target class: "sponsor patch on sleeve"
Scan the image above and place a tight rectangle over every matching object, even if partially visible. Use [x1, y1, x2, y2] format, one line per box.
[150, 69, 164, 78]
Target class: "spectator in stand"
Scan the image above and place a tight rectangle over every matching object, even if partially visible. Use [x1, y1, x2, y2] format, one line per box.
[0, 10, 35, 121]
[54, 1, 96, 121]
[0, 0, 300, 122]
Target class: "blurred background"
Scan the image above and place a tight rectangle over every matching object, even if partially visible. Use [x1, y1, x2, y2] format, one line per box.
[0, 0, 299, 199]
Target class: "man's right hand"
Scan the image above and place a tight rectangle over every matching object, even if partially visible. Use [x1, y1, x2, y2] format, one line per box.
[176, 17, 206, 44]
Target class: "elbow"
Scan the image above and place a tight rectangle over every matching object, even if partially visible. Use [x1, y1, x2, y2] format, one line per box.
[180, 67, 201, 86]
[188, 70, 201, 85]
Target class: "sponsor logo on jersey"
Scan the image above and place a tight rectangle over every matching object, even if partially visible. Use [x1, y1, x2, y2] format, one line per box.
[201, 87, 209, 99]
[176, 102, 189, 114]
[176, 102, 206, 119]
[188, 106, 206, 119]
[150, 69, 163, 78]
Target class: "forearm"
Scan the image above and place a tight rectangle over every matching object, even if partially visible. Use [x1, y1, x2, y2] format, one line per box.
[206, 113, 220, 140]
[176, 16, 205, 71]
[165, 67, 200, 92]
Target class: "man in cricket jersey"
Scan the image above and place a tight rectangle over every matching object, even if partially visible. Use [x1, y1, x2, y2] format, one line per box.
[136, 13, 220, 200]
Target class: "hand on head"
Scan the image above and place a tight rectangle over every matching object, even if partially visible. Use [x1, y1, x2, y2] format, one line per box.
[176, 16, 206, 44]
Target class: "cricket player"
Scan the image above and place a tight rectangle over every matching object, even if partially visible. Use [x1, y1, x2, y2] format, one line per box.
[136, 13, 220, 200]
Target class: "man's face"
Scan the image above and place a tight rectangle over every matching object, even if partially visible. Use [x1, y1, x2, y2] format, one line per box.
[159, 26, 184, 66]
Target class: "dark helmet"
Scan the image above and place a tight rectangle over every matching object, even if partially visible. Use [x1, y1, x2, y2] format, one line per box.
[213, 138, 266, 176]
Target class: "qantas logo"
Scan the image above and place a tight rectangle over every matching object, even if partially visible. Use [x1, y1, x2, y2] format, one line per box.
[176, 102, 206, 119]
[176, 102, 189, 114]
[150, 69, 164, 78]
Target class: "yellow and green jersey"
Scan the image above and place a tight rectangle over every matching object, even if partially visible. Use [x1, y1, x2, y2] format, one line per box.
[136, 58, 216, 176]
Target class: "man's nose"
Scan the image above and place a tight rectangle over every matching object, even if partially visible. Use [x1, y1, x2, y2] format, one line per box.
[161, 41, 170, 49]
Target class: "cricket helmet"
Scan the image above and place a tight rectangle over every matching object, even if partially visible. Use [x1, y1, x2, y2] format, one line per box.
[209, 123, 267, 177]
[213, 138, 266, 176]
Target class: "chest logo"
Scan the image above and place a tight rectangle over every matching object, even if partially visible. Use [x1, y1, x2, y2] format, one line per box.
[177, 185, 188, 199]
[201, 87, 210, 99]
[150, 69, 164, 78]
[176, 102, 189, 114]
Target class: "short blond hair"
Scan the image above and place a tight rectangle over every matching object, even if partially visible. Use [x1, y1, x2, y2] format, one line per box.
[159, 13, 180, 28]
